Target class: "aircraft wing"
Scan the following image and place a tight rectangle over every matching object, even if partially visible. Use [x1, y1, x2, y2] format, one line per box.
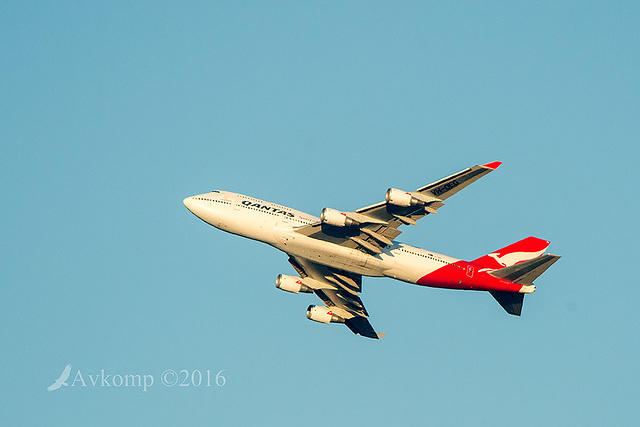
[294, 162, 501, 254]
[288, 256, 384, 339]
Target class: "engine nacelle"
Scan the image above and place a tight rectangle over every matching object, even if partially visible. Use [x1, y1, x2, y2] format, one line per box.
[306, 305, 345, 324]
[385, 188, 424, 207]
[276, 274, 312, 294]
[320, 208, 359, 227]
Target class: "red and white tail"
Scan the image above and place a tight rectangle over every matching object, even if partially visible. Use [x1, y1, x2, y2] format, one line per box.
[472, 236, 550, 270]
[473, 236, 556, 317]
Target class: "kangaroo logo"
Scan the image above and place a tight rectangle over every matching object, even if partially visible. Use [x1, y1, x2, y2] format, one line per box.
[47, 364, 72, 391]
[487, 249, 546, 267]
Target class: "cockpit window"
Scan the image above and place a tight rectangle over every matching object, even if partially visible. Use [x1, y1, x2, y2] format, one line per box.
[210, 190, 220, 193]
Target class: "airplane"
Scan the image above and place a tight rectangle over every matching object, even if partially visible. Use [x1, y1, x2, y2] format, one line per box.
[183, 161, 560, 339]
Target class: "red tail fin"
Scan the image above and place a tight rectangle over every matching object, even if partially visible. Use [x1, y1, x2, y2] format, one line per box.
[472, 236, 550, 270]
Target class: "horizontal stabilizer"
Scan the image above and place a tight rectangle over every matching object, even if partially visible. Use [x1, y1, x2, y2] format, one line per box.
[490, 254, 561, 285]
[489, 253, 560, 316]
[490, 291, 524, 316]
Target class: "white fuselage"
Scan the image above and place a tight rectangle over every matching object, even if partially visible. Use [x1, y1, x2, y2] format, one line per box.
[183, 191, 459, 285]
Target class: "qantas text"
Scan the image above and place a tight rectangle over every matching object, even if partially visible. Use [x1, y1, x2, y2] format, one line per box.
[241, 200, 295, 217]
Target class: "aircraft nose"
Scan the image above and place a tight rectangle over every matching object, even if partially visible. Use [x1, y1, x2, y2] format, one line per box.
[183, 196, 197, 213]
[183, 194, 219, 226]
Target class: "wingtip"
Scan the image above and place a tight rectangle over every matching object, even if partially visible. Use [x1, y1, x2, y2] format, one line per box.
[377, 333, 385, 339]
[482, 161, 502, 170]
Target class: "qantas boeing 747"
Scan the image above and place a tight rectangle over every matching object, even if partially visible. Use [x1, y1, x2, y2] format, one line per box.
[183, 162, 559, 339]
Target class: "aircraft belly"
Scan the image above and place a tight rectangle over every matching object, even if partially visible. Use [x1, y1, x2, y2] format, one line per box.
[281, 233, 384, 276]
[223, 210, 281, 245]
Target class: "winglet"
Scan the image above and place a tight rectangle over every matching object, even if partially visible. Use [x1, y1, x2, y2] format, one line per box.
[481, 161, 502, 170]
[377, 333, 385, 339]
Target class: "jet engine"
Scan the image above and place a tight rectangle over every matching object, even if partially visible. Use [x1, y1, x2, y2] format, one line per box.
[386, 188, 441, 214]
[276, 274, 313, 294]
[385, 188, 424, 207]
[306, 305, 345, 324]
[320, 208, 359, 227]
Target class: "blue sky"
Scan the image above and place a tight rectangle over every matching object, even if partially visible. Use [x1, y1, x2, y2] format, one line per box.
[2, 1, 639, 425]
